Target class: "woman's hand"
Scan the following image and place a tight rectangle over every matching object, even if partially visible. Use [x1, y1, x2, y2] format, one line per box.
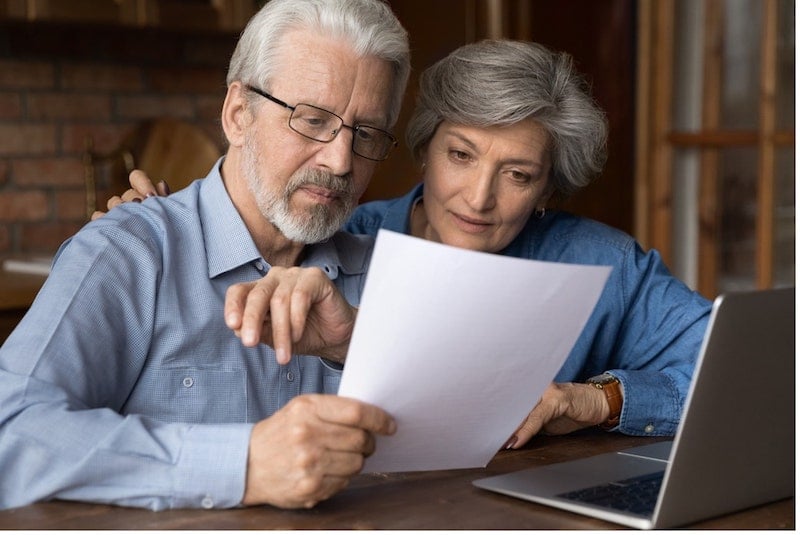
[504, 382, 612, 449]
[90, 170, 169, 220]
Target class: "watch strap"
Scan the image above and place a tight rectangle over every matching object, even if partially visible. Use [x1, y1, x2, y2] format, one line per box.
[587, 374, 622, 430]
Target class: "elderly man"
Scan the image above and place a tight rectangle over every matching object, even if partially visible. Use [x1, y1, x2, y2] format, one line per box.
[0, 0, 410, 511]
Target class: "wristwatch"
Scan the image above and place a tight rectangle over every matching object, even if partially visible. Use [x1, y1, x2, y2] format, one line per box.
[586, 373, 622, 430]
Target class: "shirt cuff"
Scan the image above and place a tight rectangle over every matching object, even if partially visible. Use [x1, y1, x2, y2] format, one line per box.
[611, 369, 682, 436]
[170, 422, 253, 509]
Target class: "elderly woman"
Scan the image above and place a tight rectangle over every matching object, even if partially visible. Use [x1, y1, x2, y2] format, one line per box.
[107, 40, 711, 448]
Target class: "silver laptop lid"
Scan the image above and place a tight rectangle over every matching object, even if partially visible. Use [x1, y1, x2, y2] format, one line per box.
[653, 287, 795, 528]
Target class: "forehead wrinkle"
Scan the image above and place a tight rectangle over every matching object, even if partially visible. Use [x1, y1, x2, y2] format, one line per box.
[272, 31, 392, 129]
[444, 124, 549, 169]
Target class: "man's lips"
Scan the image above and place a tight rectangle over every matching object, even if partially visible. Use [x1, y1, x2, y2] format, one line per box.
[298, 185, 345, 203]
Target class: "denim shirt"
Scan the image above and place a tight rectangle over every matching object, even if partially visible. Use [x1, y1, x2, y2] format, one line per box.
[345, 183, 711, 437]
[0, 160, 372, 511]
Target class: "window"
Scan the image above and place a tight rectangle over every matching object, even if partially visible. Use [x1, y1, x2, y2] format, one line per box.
[636, 0, 794, 297]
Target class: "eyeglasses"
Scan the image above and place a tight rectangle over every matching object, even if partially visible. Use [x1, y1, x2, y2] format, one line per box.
[246, 85, 398, 161]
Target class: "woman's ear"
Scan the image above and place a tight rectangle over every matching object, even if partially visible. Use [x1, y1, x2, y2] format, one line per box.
[221, 81, 251, 148]
[418, 146, 428, 172]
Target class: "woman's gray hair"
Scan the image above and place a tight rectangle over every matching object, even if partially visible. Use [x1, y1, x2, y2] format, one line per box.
[227, 0, 410, 128]
[406, 40, 608, 197]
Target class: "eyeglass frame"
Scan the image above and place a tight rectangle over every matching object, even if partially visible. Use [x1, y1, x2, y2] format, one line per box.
[244, 85, 398, 162]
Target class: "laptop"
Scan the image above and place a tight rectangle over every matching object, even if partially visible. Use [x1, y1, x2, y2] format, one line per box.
[473, 287, 795, 529]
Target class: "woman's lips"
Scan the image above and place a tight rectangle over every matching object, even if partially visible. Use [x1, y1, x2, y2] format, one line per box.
[450, 211, 492, 233]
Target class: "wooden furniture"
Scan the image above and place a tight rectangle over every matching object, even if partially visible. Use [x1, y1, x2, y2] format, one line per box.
[0, 265, 47, 342]
[0, 431, 792, 529]
[0, 0, 256, 32]
[84, 118, 222, 219]
[0, 268, 46, 311]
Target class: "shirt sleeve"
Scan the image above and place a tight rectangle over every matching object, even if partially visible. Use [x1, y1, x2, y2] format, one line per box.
[603, 243, 711, 436]
[0, 219, 252, 511]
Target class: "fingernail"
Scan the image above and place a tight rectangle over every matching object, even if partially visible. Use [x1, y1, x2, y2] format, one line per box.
[132, 198, 141, 203]
[276, 347, 288, 363]
[387, 419, 397, 435]
[145, 192, 156, 198]
[503, 435, 517, 450]
[159, 180, 171, 195]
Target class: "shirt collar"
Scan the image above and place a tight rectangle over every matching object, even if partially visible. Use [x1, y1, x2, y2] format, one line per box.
[382, 182, 423, 233]
[199, 158, 373, 279]
[199, 158, 262, 279]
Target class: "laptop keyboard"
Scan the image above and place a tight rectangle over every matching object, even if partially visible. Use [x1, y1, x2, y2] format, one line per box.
[556, 471, 665, 516]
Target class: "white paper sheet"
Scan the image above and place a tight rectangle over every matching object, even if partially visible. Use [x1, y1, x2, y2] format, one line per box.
[338, 230, 611, 473]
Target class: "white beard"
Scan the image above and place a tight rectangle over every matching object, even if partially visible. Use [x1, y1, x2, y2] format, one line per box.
[242, 133, 355, 244]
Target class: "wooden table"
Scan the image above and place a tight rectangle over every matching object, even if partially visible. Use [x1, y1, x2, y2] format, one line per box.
[0, 431, 793, 529]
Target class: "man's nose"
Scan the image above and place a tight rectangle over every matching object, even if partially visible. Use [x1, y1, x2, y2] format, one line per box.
[316, 128, 354, 177]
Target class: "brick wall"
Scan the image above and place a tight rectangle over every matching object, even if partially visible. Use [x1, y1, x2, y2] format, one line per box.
[0, 20, 236, 257]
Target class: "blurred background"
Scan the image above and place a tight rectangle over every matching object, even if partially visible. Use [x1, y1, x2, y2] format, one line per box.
[0, 0, 794, 301]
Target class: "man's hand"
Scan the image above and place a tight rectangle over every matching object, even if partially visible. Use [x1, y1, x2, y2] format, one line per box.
[225, 266, 357, 365]
[243, 394, 395, 509]
[505, 382, 611, 448]
[90, 169, 169, 220]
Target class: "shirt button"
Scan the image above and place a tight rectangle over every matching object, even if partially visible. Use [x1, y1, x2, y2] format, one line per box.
[644, 424, 655, 434]
[201, 495, 214, 509]
[286, 371, 295, 382]
[182, 377, 194, 388]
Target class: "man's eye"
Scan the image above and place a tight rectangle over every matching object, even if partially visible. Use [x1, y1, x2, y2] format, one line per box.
[301, 116, 326, 127]
[356, 128, 376, 142]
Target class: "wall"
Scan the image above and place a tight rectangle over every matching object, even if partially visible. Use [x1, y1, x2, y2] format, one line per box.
[0, 0, 637, 259]
[0, 21, 235, 257]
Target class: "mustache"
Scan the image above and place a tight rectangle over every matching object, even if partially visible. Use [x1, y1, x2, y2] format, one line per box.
[287, 168, 354, 198]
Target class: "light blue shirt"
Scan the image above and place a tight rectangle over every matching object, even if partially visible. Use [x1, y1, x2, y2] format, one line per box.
[345, 183, 712, 437]
[0, 160, 372, 510]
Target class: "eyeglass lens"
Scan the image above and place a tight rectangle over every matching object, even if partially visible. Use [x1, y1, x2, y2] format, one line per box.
[289, 104, 395, 161]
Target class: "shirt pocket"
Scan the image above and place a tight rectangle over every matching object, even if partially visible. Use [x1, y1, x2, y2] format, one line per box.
[127, 368, 248, 424]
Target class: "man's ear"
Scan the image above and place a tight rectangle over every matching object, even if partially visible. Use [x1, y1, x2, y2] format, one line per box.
[221, 81, 251, 148]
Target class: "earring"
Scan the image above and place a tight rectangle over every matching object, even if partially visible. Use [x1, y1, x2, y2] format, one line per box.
[534, 207, 546, 219]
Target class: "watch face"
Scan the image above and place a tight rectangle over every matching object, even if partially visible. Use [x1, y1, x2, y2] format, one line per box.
[588, 373, 617, 385]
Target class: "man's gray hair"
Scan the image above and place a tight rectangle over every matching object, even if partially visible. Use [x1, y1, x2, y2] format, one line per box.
[227, 0, 410, 128]
[406, 40, 608, 197]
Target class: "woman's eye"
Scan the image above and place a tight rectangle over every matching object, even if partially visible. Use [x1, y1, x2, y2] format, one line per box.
[509, 170, 531, 182]
[450, 150, 470, 162]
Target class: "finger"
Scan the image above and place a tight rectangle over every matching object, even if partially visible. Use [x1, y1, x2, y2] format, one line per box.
[90, 210, 106, 221]
[317, 449, 371, 477]
[314, 395, 396, 436]
[240, 277, 282, 350]
[314, 421, 377, 458]
[289, 270, 327, 343]
[224, 281, 258, 331]
[129, 169, 158, 197]
[120, 189, 145, 202]
[157, 179, 171, 196]
[296, 474, 351, 509]
[105, 196, 123, 210]
[267, 280, 296, 365]
[512, 408, 548, 448]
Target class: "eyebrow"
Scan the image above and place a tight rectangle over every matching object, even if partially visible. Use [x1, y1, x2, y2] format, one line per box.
[445, 130, 546, 168]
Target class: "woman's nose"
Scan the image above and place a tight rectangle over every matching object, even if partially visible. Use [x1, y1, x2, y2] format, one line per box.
[464, 170, 496, 211]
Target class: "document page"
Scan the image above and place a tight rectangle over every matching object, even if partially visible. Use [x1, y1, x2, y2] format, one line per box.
[338, 230, 611, 473]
